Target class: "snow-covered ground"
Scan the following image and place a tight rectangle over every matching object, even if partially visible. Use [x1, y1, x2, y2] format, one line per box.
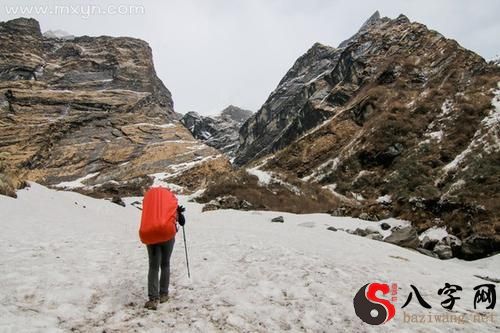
[0, 184, 499, 332]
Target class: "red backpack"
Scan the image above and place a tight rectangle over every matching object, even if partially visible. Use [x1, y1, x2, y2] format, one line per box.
[139, 187, 178, 245]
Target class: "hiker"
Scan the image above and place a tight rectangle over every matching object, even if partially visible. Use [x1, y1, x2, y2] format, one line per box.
[139, 187, 186, 310]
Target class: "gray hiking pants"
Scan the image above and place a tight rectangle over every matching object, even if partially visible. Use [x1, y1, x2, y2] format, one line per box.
[147, 238, 175, 300]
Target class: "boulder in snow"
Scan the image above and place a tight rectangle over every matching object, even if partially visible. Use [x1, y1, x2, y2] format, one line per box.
[433, 243, 453, 259]
[271, 216, 285, 223]
[380, 222, 391, 230]
[384, 226, 419, 249]
[111, 196, 126, 207]
[420, 235, 439, 251]
[459, 235, 500, 260]
[351, 228, 368, 237]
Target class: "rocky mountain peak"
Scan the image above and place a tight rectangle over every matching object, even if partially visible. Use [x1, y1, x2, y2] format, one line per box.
[220, 105, 253, 123]
[396, 13, 410, 23]
[0, 17, 41, 36]
[277, 42, 337, 88]
[236, 13, 445, 166]
[359, 10, 381, 31]
[235, 12, 490, 166]
[338, 10, 390, 48]
[181, 106, 253, 158]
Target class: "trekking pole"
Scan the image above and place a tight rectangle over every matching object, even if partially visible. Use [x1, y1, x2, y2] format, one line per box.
[182, 226, 191, 278]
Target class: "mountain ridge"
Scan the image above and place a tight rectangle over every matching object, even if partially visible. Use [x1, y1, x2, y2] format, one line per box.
[206, 12, 500, 259]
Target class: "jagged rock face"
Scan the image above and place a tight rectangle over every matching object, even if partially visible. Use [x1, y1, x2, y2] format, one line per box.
[235, 12, 397, 166]
[220, 105, 253, 123]
[0, 18, 223, 196]
[234, 42, 340, 165]
[181, 105, 252, 158]
[232, 13, 500, 257]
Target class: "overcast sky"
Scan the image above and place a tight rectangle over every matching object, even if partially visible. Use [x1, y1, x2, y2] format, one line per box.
[1, 0, 499, 115]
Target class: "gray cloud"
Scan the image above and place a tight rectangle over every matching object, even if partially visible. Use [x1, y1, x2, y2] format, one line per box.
[1, 0, 499, 115]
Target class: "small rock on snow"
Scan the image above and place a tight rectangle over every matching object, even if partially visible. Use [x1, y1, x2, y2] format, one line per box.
[111, 196, 126, 207]
[271, 216, 284, 223]
[380, 222, 391, 230]
[384, 226, 419, 249]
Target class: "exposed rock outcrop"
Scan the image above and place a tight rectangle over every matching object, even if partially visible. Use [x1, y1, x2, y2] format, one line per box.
[384, 226, 419, 249]
[234, 42, 340, 165]
[0, 152, 27, 198]
[0, 17, 224, 197]
[181, 105, 252, 158]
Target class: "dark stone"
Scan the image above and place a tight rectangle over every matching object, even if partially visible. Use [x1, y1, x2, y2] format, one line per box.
[352, 102, 375, 126]
[271, 216, 285, 223]
[111, 196, 126, 207]
[459, 235, 500, 260]
[443, 235, 462, 249]
[433, 243, 453, 259]
[327, 226, 338, 232]
[420, 236, 439, 251]
[358, 143, 404, 168]
[377, 68, 397, 84]
[384, 226, 419, 249]
[380, 222, 391, 230]
[352, 228, 368, 237]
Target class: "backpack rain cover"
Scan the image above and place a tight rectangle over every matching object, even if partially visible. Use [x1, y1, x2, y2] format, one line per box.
[139, 187, 178, 245]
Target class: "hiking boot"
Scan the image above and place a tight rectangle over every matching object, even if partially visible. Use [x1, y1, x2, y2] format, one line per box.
[159, 294, 169, 303]
[144, 299, 159, 310]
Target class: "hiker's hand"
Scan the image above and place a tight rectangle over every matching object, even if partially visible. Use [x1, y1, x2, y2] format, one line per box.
[178, 212, 186, 226]
[177, 205, 186, 213]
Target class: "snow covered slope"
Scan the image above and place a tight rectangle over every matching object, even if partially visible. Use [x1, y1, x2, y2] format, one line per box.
[0, 184, 498, 332]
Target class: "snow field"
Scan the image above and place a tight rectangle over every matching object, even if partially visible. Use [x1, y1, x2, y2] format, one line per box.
[0, 183, 498, 332]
